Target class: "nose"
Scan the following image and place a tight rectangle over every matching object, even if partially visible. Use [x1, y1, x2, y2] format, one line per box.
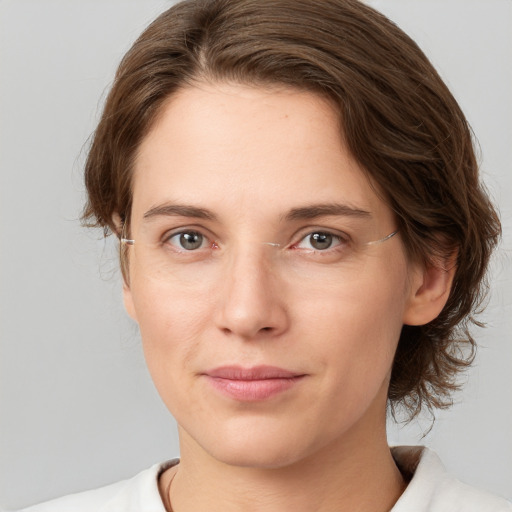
[214, 247, 289, 340]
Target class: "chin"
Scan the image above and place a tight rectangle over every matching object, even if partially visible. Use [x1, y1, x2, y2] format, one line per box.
[186, 416, 329, 470]
[206, 440, 306, 470]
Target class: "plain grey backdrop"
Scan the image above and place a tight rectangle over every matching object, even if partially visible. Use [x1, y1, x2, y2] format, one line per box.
[0, 0, 511, 509]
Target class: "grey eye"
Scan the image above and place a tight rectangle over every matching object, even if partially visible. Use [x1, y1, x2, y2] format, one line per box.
[309, 232, 333, 250]
[169, 231, 205, 250]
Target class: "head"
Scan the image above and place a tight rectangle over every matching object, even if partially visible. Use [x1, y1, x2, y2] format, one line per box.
[83, 0, 500, 440]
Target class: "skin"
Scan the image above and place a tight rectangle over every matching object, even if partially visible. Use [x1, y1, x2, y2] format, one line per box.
[122, 83, 455, 512]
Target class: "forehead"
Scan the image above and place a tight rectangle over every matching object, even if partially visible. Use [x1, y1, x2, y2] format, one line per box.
[132, 82, 391, 226]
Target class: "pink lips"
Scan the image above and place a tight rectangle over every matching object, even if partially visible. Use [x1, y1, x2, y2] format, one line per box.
[203, 366, 305, 401]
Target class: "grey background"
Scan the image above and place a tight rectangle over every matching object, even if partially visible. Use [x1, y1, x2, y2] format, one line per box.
[0, 0, 510, 509]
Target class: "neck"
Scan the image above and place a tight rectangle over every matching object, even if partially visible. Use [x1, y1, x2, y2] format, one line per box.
[166, 417, 405, 512]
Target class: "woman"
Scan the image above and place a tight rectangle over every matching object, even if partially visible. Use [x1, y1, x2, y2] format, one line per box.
[18, 0, 510, 510]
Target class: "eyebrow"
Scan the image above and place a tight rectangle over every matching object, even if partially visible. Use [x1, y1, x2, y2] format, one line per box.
[142, 202, 371, 223]
[143, 203, 218, 221]
[283, 203, 372, 222]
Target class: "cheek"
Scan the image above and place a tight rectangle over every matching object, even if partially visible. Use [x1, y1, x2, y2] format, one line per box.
[296, 257, 408, 339]
[128, 276, 213, 382]
[298, 261, 409, 401]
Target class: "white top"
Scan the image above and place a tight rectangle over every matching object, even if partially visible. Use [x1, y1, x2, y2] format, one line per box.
[18, 446, 512, 511]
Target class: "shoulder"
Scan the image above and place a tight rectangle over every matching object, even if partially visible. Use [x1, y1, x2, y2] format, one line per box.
[18, 460, 178, 512]
[391, 446, 512, 512]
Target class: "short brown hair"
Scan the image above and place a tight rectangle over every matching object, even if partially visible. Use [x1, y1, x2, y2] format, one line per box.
[82, 0, 501, 417]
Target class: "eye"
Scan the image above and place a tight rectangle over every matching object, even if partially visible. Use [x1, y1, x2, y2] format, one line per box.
[295, 231, 346, 251]
[166, 230, 209, 251]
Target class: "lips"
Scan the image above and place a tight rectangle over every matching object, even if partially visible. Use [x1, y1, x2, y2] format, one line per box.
[203, 365, 306, 401]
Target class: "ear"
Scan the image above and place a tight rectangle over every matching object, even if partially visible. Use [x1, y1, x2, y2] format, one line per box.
[403, 253, 457, 326]
[112, 212, 138, 323]
[122, 282, 138, 323]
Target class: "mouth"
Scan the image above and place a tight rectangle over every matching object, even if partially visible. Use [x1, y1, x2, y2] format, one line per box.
[202, 365, 306, 401]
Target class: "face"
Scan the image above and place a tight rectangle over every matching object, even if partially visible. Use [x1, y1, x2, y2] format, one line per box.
[124, 83, 421, 469]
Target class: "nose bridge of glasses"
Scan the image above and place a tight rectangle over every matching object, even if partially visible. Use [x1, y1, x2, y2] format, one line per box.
[229, 240, 281, 269]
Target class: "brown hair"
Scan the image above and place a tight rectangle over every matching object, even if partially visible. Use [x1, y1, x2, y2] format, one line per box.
[82, 0, 501, 418]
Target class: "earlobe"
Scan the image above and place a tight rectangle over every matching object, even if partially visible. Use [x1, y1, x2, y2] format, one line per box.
[403, 254, 457, 326]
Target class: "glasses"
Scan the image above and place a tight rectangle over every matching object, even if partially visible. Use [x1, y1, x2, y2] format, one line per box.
[120, 226, 398, 286]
